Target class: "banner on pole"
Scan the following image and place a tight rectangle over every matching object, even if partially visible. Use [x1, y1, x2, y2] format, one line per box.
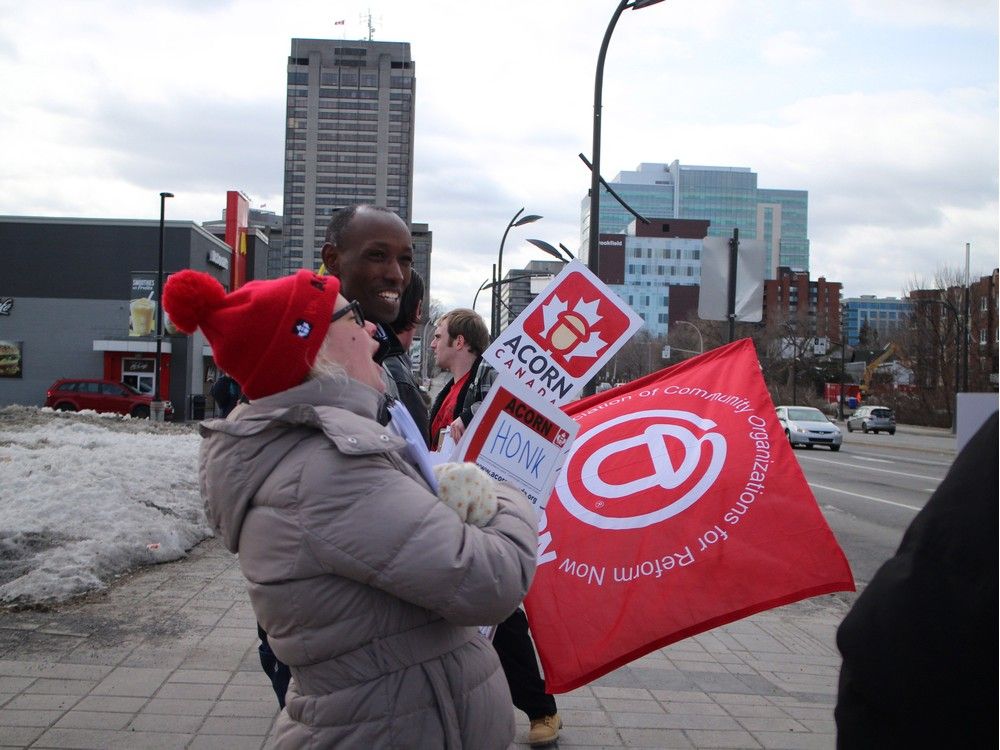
[525, 339, 854, 693]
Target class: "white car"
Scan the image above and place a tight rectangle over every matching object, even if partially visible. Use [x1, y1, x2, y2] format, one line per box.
[775, 405, 842, 451]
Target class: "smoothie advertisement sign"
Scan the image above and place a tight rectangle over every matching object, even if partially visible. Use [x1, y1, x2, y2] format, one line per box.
[525, 339, 855, 693]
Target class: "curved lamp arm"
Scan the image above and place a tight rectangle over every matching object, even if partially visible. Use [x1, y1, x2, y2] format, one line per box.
[494, 208, 543, 336]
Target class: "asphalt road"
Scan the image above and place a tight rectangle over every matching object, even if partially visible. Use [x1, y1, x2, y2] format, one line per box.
[791, 425, 957, 589]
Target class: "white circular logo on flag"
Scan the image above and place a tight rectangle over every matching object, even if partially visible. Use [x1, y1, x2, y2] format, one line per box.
[556, 409, 727, 530]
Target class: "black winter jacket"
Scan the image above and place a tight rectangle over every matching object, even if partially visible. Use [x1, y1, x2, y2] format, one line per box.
[834, 413, 998, 748]
[375, 325, 429, 447]
[429, 356, 492, 432]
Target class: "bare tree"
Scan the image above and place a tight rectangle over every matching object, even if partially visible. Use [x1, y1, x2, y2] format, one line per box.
[757, 313, 829, 406]
[668, 313, 812, 404]
[597, 330, 671, 384]
[857, 320, 880, 348]
[901, 266, 977, 426]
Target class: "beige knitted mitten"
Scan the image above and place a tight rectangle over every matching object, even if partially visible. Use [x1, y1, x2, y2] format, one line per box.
[432, 462, 498, 527]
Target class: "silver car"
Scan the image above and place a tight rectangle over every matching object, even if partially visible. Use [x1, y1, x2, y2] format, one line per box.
[847, 405, 896, 435]
[776, 405, 843, 451]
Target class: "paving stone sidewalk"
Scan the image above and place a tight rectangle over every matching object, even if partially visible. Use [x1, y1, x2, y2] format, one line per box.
[0, 537, 853, 749]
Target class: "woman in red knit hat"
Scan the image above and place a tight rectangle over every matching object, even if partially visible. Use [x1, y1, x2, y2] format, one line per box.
[163, 269, 538, 749]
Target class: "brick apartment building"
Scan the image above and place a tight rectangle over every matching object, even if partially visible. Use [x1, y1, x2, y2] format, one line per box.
[763, 267, 842, 345]
[910, 269, 999, 392]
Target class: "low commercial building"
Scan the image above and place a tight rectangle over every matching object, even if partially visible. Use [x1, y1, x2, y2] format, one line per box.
[0, 215, 264, 419]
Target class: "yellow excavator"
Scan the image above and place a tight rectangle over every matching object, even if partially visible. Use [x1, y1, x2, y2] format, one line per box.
[859, 342, 898, 397]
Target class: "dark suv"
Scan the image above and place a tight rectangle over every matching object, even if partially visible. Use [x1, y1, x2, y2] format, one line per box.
[45, 379, 173, 419]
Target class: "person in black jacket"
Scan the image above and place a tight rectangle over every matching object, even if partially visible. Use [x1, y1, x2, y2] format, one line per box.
[428, 308, 488, 450]
[210, 373, 240, 417]
[391, 268, 424, 354]
[383, 269, 429, 446]
[834, 413, 998, 748]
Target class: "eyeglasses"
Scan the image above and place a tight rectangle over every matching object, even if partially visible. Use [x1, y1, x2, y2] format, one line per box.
[331, 299, 366, 328]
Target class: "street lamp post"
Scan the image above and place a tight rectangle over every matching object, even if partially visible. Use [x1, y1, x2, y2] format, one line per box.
[827, 308, 850, 421]
[473, 277, 493, 314]
[526, 238, 575, 263]
[792, 356, 798, 405]
[585, 0, 666, 396]
[478, 270, 565, 327]
[671, 320, 704, 355]
[962, 242, 971, 392]
[839, 312, 848, 421]
[587, 0, 667, 268]
[493, 208, 542, 338]
[153, 191, 173, 422]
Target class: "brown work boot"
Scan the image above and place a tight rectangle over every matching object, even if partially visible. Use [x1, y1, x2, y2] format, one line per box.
[528, 713, 562, 746]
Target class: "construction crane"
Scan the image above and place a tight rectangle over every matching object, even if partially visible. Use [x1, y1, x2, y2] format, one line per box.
[859, 342, 898, 397]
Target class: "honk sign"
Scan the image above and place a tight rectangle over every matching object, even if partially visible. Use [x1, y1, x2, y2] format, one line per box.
[480, 261, 644, 405]
[453, 377, 578, 509]
[525, 339, 855, 693]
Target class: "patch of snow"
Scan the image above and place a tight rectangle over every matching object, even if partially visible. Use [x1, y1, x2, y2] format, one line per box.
[0, 406, 210, 606]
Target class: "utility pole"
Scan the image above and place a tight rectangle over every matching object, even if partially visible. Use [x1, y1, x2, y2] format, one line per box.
[153, 191, 173, 422]
[962, 242, 970, 392]
[839, 309, 847, 421]
[727, 228, 739, 343]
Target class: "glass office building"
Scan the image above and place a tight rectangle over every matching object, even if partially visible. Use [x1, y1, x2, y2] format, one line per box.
[580, 161, 810, 279]
[617, 236, 703, 337]
[843, 296, 913, 346]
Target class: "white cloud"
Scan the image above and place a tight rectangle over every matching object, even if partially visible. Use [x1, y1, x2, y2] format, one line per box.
[846, 0, 998, 29]
[761, 31, 823, 65]
[0, 0, 996, 310]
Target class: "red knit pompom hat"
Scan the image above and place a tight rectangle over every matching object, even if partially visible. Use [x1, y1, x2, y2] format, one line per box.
[163, 269, 340, 400]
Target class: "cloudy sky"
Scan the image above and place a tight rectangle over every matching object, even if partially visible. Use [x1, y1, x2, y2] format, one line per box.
[1, 0, 996, 309]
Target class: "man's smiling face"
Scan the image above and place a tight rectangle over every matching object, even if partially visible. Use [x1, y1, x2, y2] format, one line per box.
[322, 207, 414, 325]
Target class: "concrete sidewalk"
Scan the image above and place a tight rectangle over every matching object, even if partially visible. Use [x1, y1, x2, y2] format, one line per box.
[0, 537, 851, 750]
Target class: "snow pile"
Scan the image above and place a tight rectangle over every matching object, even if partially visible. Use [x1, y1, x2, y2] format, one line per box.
[0, 406, 210, 607]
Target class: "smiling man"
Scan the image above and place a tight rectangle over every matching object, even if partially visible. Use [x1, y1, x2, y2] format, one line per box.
[322, 205, 428, 444]
[321, 205, 413, 326]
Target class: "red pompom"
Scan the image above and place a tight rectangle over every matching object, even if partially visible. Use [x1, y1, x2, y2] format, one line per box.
[162, 270, 226, 334]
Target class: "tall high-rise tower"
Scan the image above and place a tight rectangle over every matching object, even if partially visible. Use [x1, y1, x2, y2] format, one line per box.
[282, 38, 416, 275]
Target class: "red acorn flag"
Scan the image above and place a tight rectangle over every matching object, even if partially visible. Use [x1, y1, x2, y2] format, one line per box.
[525, 338, 854, 693]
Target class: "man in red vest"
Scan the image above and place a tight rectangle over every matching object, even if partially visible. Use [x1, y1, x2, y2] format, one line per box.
[428, 308, 487, 450]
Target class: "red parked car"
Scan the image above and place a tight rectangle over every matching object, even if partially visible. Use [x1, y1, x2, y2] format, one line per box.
[45, 379, 173, 419]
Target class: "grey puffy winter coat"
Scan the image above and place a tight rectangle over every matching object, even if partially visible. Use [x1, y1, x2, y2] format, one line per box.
[199, 376, 538, 749]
